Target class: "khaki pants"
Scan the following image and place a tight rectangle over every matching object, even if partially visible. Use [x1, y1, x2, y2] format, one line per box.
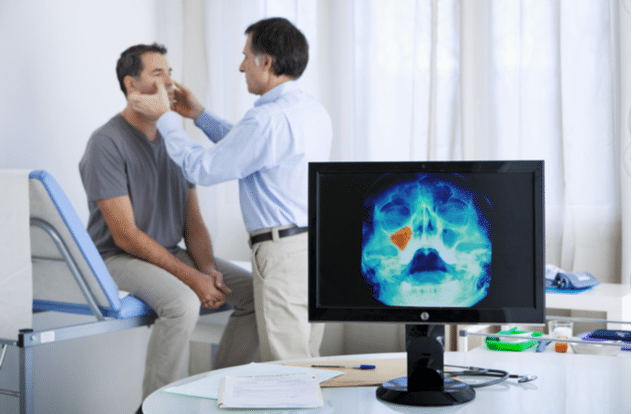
[250, 228, 324, 362]
[105, 251, 258, 399]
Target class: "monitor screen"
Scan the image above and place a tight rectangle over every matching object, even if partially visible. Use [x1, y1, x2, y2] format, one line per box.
[308, 160, 545, 325]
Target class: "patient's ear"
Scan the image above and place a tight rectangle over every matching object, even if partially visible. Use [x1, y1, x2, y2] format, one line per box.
[124, 76, 138, 97]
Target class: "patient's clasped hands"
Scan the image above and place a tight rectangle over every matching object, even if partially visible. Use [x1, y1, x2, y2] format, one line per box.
[193, 267, 233, 309]
[129, 81, 204, 121]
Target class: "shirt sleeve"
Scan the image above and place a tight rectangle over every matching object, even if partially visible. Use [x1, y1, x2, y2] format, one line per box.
[79, 134, 129, 201]
[157, 110, 280, 186]
[193, 110, 234, 143]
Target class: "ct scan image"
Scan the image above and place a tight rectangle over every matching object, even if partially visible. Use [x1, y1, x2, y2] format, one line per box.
[361, 173, 492, 307]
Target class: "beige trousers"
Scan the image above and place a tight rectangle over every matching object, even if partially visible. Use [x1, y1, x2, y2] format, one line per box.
[105, 251, 258, 399]
[250, 228, 325, 362]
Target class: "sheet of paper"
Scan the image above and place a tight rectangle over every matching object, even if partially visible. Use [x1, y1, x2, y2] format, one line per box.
[217, 373, 323, 409]
[163, 362, 342, 399]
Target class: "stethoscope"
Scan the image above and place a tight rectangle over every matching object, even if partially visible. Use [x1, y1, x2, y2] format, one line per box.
[444, 364, 538, 388]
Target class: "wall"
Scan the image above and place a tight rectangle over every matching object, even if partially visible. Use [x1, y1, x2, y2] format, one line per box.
[619, 0, 631, 284]
[0, 1, 157, 224]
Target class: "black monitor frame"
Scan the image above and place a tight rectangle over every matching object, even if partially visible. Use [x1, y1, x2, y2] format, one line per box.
[308, 160, 545, 326]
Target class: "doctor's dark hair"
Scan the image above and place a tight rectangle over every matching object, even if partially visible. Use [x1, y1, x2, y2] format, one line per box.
[245, 17, 308, 79]
[116, 43, 167, 96]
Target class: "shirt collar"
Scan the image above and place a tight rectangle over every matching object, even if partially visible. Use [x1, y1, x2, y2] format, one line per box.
[254, 81, 299, 107]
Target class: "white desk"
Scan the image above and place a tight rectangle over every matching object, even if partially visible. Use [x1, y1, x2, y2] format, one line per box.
[143, 351, 630, 414]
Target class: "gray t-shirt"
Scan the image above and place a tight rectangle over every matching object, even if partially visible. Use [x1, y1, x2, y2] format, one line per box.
[79, 114, 194, 259]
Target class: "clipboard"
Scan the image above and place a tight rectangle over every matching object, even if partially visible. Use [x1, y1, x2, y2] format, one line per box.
[284, 358, 406, 388]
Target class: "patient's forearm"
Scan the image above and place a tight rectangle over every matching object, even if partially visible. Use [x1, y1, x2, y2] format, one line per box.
[184, 221, 217, 274]
[114, 228, 225, 307]
[96, 195, 224, 306]
[114, 227, 200, 285]
[182, 188, 217, 275]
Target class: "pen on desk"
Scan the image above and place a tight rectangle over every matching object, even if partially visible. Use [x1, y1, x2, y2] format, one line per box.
[311, 364, 376, 370]
[536, 340, 550, 353]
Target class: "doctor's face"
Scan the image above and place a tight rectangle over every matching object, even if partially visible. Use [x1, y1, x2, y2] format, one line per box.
[239, 33, 268, 95]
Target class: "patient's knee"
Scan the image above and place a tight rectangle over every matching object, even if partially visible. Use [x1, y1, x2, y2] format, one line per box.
[159, 292, 201, 326]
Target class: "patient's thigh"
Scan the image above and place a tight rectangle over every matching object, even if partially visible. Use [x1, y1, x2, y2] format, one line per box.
[104, 251, 200, 314]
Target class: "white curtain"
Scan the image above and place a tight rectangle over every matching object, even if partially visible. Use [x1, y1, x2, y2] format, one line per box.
[474, 0, 627, 284]
[464, 0, 628, 283]
[162, 0, 629, 284]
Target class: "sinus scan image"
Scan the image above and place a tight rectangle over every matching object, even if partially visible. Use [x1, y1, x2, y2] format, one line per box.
[361, 173, 492, 307]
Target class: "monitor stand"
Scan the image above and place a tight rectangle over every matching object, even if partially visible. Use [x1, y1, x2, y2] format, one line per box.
[376, 324, 475, 406]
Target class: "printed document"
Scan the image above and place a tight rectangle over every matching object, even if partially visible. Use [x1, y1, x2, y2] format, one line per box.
[217, 373, 323, 409]
[163, 362, 341, 400]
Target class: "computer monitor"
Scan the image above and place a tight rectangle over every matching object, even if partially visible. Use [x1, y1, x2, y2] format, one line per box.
[308, 160, 545, 406]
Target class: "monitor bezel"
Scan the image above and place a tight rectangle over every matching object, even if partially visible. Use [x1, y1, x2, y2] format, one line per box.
[308, 160, 545, 325]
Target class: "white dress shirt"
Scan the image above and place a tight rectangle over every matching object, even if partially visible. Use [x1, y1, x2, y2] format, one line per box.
[156, 81, 333, 233]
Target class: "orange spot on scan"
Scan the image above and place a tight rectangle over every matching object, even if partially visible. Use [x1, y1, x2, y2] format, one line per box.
[390, 226, 412, 250]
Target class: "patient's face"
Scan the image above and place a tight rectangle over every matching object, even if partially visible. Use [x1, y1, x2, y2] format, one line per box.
[132, 52, 174, 100]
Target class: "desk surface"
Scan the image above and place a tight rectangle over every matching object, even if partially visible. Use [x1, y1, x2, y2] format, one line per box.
[143, 351, 630, 414]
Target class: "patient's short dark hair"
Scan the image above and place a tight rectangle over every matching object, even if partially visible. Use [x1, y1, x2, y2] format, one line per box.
[116, 43, 167, 96]
[245, 18, 308, 79]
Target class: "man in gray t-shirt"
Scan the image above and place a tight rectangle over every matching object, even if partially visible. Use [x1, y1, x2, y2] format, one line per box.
[79, 44, 258, 409]
[81, 113, 192, 260]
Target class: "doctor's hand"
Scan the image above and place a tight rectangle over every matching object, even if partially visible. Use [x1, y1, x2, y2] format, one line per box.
[172, 81, 205, 120]
[128, 83, 172, 121]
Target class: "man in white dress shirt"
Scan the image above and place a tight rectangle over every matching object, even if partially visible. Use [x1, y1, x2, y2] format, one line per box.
[130, 17, 333, 361]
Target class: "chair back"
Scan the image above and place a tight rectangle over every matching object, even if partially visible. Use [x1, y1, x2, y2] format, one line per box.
[29, 170, 122, 316]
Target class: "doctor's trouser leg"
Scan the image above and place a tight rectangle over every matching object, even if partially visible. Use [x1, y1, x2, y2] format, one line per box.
[250, 231, 325, 362]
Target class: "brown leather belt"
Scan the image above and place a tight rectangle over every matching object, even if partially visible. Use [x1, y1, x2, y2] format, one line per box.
[249, 226, 308, 246]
